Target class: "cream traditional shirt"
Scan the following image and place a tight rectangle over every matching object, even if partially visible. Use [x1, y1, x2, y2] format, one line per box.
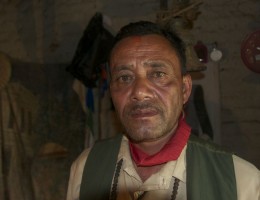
[66, 136, 260, 200]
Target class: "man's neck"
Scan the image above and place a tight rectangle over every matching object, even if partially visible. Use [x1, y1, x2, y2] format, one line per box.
[129, 117, 191, 167]
[129, 119, 191, 181]
[131, 129, 176, 156]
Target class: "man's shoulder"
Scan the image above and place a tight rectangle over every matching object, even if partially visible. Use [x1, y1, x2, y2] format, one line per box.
[188, 134, 233, 155]
[233, 155, 259, 178]
[188, 135, 259, 170]
[71, 147, 92, 174]
[72, 134, 124, 170]
[187, 135, 259, 199]
[233, 155, 259, 199]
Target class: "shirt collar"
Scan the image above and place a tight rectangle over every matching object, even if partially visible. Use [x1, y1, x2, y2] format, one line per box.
[118, 136, 187, 185]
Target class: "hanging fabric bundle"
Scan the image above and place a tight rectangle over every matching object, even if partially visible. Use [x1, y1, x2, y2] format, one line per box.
[66, 12, 114, 88]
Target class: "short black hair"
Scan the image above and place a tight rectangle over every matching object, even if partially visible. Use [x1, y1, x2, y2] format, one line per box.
[111, 21, 187, 74]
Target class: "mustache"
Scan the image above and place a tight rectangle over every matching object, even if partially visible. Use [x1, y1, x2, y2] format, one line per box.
[124, 101, 163, 115]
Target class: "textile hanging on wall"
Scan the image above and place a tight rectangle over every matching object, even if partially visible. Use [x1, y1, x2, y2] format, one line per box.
[66, 12, 116, 142]
[66, 12, 114, 88]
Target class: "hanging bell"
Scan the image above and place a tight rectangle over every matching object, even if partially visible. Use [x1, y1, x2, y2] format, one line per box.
[165, 18, 206, 72]
[185, 43, 207, 72]
[178, 30, 206, 72]
[194, 40, 208, 63]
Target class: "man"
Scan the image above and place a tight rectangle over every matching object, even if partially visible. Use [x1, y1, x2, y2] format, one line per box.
[66, 21, 259, 200]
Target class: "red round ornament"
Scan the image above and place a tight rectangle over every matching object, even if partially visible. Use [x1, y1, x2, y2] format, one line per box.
[241, 30, 260, 73]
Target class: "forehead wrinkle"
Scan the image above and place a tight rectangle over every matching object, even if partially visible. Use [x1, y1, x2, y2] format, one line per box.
[110, 35, 182, 72]
[111, 64, 134, 73]
[143, 60, 167, 68]
[143, 58, 180, 73]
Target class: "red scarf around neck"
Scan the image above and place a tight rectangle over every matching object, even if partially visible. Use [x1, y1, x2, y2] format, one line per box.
[129, 118, 191, 167]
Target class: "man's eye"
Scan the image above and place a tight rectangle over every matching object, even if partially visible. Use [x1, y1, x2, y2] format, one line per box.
[152, 71, 166, 78]
[118, 75, 133, 82]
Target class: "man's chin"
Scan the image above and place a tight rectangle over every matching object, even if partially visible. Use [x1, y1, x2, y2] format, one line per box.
[124, 128, 162, 143]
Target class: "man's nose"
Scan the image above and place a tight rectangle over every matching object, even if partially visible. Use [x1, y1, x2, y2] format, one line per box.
[131, 77, 153, 101]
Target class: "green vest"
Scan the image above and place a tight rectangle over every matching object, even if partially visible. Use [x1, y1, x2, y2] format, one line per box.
[80, 134, 237, 200]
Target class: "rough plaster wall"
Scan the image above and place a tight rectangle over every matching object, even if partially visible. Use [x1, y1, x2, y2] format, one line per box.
[0, 0, 158, 63]
[193, 0, 260, 168]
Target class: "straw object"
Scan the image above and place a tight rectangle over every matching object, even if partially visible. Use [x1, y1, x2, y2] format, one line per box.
[38, 142, 68, 158]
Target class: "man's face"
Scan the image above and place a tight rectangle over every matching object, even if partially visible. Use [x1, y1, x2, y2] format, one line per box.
[109, 34, 191, 143]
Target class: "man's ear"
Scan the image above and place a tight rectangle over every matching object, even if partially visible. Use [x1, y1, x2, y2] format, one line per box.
[182, 74, 192, 105]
